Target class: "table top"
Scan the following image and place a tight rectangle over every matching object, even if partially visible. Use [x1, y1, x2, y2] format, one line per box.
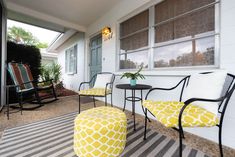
[116, 84, 152, 90]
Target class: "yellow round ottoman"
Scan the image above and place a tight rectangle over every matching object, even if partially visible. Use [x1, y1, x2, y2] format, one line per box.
[74, 106, 127, 157]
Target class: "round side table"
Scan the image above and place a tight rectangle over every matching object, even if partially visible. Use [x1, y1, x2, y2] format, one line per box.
[116, 84, 152, 131]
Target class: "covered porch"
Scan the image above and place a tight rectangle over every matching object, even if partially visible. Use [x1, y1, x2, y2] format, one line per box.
[1, 0, 235, 157]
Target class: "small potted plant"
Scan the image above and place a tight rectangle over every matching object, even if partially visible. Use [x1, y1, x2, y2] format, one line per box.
[121, 66, 145, 86]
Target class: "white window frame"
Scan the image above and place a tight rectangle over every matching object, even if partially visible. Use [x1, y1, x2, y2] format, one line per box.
[65, 44, 77, 75]
[116, 0, 220, 71]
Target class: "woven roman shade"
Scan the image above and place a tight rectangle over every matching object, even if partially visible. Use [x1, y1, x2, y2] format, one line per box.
[120, 10, 149, 51]
[155, 0, 215, 43]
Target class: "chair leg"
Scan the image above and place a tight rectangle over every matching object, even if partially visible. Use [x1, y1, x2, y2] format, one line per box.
[144, 108, 147, 140]
[35, 91, 42, 107]
[123, 90, 127, 111]
[105, 95, 107, 106]
[219, 125, 224, 157]
[179, 128, 183, 157]
[51, 85, 57, 100]
[78, 95, 81, 114]
[7, 94, 11, 120]
[93, 96, 96, 108]
[19, 93, 23, 115]
[7, 101, 10, 120]
[110, 94, 113, 107]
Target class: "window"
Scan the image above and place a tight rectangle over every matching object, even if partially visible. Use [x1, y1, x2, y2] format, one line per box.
[65, 44, 77, 74]
[118, 0, 219, 69]
[119, 10, 149, 69]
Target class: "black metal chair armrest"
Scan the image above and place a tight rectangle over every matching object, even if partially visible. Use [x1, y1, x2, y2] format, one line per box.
[105, 82, 113, 95]
[78, 82, 91, 91]
[105, 82, 113, 88]
[178, 96, 225, 131]
[184, 97, 224, 105]
[145, 76, 189, 100]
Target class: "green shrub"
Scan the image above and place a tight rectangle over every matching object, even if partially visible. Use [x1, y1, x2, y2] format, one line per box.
[40, 62, 61, 84]
[7, 41, 42, 103]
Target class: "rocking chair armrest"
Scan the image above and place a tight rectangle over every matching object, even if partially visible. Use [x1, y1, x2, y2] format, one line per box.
[78, 82, 91, 91]
[6, 81, 36, 92]
[18, 80, 36, 87]
[37, 79, 53, 84]
[6, 84, 19, 88]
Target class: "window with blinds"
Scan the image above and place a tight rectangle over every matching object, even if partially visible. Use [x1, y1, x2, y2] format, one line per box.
[118, 0, 219, 70]
[65, 44, 77, 74]
[119, 10, 149, 69]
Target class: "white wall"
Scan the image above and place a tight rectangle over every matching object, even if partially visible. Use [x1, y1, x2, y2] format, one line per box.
[85, 0, 235, 149]
[57, 32, 85, 92]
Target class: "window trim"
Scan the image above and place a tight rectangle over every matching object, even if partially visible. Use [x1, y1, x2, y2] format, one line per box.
[153, 31, 217, 48]
[120, 46, 150, 54]
[117, 0, 220, 71]
[119, 26, 149, 40]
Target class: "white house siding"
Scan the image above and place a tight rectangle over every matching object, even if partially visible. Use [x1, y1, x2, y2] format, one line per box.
[84, 0, 235, 149]
[57, 32, 85, 92]
[40, 49, 58, 65]
[41, 56, 57, 65]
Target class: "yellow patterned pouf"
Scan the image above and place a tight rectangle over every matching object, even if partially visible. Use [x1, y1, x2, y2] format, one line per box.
[73, 106, 127, 157]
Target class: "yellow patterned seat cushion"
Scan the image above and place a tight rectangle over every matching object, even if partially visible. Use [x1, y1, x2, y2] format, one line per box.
[79, 88, 111, 96]
[74, 106, 127, 157]
[143, 100, 219, 128]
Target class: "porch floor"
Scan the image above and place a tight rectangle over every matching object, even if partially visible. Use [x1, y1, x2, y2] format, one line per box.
[0, 95, 234, 157]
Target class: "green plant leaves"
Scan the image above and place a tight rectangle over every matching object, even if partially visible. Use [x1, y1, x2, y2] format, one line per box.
[40, 62, 61, 84]
[120, 66, 145, 80]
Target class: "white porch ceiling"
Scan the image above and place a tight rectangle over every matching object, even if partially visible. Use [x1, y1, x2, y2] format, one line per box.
[7, 0, 120, 30]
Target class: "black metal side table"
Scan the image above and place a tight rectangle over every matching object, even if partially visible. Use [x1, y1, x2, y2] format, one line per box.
[116, 84, 152, 131]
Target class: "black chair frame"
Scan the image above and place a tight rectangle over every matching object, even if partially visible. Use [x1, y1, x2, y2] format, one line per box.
[8, 79, 58, 110]
[78, 72, 115, 113]
[35, 79, 58, 104]
[143, 72, 235, 157]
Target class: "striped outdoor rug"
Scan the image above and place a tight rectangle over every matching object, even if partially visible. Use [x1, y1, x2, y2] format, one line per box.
[0, 112, 209, 157]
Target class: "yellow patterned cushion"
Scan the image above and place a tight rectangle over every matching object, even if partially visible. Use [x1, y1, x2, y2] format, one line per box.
[79, 88, 111, 96]
[143, 100, 219, 128]
[74, 106, 127, 157]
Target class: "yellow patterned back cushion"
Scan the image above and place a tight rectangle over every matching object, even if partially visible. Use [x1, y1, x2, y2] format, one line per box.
[143, 100, 219, 128]
[74, 107, 127, 157]
[79, 88, 111, 96]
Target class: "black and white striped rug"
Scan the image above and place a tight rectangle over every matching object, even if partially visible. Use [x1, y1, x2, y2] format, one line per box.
[0, 112, 209, 157]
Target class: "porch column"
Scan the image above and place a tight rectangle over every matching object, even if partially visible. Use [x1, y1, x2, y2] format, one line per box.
[0, 0, 7, 110]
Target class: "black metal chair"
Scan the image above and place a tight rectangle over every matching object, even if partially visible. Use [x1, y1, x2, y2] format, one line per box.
[78, 72, 115, 113]
[143, 72, 235, 157]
